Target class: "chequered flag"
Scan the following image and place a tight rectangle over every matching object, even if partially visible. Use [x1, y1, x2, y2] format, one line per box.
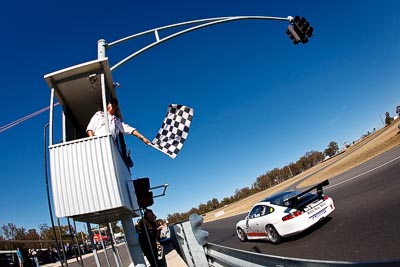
[150, 104, 194, 159]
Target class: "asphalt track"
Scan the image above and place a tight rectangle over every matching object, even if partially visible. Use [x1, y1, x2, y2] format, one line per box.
[203, 146, 400, 262]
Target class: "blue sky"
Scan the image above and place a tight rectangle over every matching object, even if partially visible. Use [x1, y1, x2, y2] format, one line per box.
[1, 0, 399, 232]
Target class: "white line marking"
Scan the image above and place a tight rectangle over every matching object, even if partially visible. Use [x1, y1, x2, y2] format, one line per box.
[326, 154, 400, 190]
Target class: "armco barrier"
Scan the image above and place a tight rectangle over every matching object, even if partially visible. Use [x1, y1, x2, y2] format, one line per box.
[171, 214, 400, 267]
[204, 243, 400, 267]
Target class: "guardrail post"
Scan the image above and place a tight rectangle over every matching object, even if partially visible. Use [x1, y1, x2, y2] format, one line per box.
[171, 214, 209, 266]
[171, 222, 193, 266]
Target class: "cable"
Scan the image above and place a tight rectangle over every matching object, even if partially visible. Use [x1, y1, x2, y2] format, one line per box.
[0, 103, 60, 133]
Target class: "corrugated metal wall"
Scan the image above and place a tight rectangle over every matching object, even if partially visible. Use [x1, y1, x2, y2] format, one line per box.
[49, 135, 133, 218]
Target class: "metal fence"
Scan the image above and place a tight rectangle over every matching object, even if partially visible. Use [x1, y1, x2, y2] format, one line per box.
[204, 243, 400, 267]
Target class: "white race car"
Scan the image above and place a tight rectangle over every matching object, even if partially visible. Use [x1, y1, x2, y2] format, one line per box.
[236, 180, 335, 244]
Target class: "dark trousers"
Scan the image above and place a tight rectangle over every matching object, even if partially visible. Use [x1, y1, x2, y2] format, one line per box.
[139, 234, 157, 267]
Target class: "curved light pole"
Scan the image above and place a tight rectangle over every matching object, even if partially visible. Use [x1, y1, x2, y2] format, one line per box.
[94, 15, 313, 267]
[97, 15, 295, 71]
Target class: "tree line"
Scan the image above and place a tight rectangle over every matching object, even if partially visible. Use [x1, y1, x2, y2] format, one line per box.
[0, 223, 72, 250]
[0, 222, 121, 251]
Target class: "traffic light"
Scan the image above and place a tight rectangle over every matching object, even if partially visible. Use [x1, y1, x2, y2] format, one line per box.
[286, 25, 301, 45]
[133, 177, 154, 208]
[286, 16, 314, 44]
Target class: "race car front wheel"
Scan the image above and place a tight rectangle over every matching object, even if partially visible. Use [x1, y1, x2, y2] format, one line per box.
[266, 225, 281, 244]
[236, 227, 247, 242]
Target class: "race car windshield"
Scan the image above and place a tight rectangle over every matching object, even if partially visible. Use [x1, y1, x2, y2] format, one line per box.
[263, 191, 301, 207]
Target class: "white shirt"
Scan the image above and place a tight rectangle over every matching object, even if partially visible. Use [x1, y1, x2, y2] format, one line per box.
[86, 111, 136, 140]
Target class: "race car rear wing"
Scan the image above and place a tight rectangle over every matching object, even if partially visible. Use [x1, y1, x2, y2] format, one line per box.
[287, 179, 329, 204]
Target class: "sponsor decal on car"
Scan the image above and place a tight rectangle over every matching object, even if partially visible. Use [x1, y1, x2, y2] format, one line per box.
[304, 199, 324, 212]
[306, 201, 327, 215]
[309, 207, 327, 220]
